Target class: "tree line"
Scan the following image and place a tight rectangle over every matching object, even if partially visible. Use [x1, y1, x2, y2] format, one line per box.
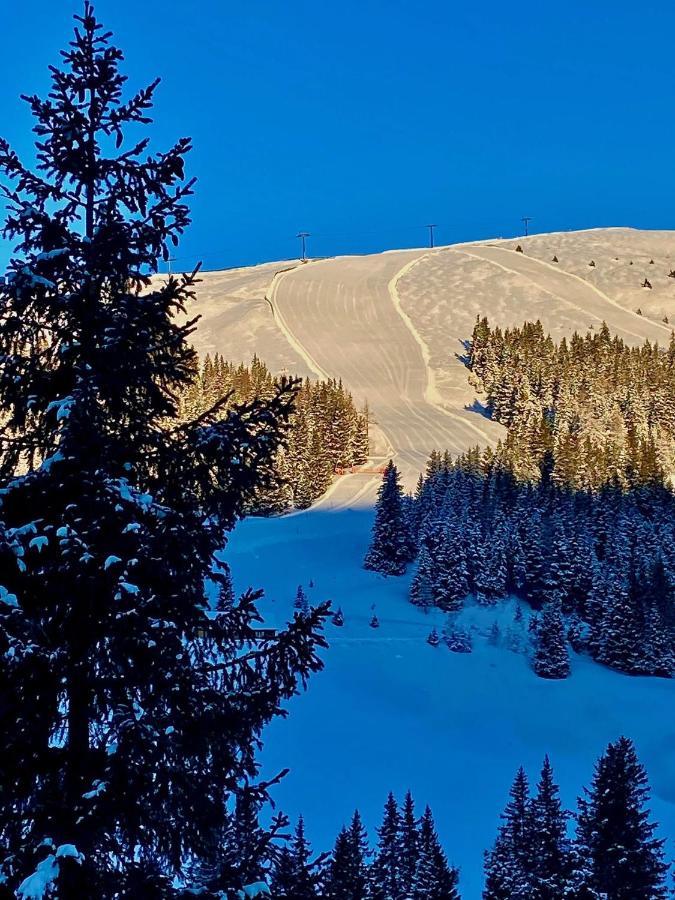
[483, 736, 668, 899]
[467, 317, 675, 489]
[183, 736, 668, 899]
[366, 457, 675, 678]
[177, 353, 369, 512]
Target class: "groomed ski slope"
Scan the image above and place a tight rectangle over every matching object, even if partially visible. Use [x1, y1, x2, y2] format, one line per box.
[198, 228, 675, 895]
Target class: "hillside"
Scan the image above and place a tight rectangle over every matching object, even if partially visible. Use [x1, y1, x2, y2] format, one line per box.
[191, 227, 675, 490]
[197, 228, 675, 896]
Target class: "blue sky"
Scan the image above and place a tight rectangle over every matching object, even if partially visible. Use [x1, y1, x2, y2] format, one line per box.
[1, 0, 674, 270]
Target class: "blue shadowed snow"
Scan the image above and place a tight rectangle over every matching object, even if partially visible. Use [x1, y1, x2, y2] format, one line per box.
[225, 498, 675, 898]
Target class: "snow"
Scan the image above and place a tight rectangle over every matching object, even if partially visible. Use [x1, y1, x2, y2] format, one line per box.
[0, 585, 19, 608]
[238, 883, 270, 898]
[104, 555, 122, 570]
[225, 495, 675, 898]
[35, 249, 68, 261]
[17, 845, 83, 899]
[118, 581, 139, 595]
[28, 536, 48, 553]
[82, 781, 106, 800]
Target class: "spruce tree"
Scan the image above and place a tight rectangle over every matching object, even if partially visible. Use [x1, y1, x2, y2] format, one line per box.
[534, 599, 570, 679]
[574, 737, 668, 899]
[414, 806, 460, 900]
[325, 811, 370, 900]
[269, 816, 322, 900]
[484, 768, 535, 899]
[531, 757, 572, 898]
[364, 461, 412, 575]
[370, 793, 402, 900]
[400, 791, 420, 897]
[0, 8, 328, 895]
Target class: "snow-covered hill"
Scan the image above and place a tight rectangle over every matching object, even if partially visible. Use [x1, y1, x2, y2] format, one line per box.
[196, 228, 675, 896]
[190, 227, 675, 490]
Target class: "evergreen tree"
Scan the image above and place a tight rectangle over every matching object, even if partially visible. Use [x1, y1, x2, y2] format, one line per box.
[484, 768, 534, 899]
[400, 791, 419, 897]
[270, 817, 322, 900]
[370, 793, 402, 900]
[531, 757, 572, 898]
[575, 737, 668, 899]
[414, 806, 460, 900]
[0, 9, 328, 895]
[325, 811, 370, 900]
[364, 461, 412, 575]
[534, 599, 571, 679]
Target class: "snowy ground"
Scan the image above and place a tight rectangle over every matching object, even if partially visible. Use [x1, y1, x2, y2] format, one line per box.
[226, 498, 675, 898]
[197, 229, 675, 896]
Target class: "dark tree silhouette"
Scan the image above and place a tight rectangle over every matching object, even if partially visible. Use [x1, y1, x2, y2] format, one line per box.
[0, 6, 327, 895]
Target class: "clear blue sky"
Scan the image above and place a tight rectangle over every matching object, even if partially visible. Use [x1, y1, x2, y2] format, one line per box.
[1, 0, 674, 270]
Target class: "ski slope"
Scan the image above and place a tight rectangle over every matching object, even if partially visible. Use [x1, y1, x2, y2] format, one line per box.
[196, 228, 675, 895]
[190, 228, 675, 492]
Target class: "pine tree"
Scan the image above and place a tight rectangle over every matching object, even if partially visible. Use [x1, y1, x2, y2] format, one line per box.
[325, 811, 370, 900]
[400, 791, 420, 897]
[364, 461, 412, 575]
[270, 817, 322, 900]
[484, 768, 535, 899]
[427, 627, 440, 647]
[574, 737, 668, 899]
[331, 606, 345, 627]
[370, 793, 402, 900]
[414, 806, 460, 900]
[534, 599, 570, 679]
[530, 757, 572, 898]
[0, 9, 328, 895]
[411, 538, 436, 610]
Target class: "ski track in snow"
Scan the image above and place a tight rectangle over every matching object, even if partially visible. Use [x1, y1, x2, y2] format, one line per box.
[268, 251, 495, 493]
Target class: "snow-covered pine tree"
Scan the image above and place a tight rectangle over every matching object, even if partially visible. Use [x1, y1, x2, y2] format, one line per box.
[533, 598, 570, 679]
[595, 582, 643, 673]
[434, 523, 470, 611]
[410, 537, 436, 611]
[364, 461, 413, 575]
[331, 606, 345, 627]
[399, 791, 420, 897]
[530, 756, 572, 897]
[370, 793, 402, 900]
[483, 768, 535, 899]
[574, 737, 668, 899]
[0, 8, 328, 895]
[325, 811, 370, 900]
[414, 806, 460, 900]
